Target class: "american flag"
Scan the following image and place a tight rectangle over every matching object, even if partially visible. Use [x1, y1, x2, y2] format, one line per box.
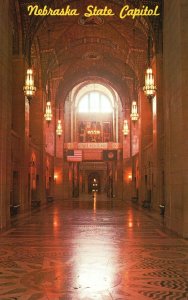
[67, 150, 82, 162]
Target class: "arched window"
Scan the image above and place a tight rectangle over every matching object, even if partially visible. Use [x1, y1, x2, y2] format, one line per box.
[78, 91, 112, 113]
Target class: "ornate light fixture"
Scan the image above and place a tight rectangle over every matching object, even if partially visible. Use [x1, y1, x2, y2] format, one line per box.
[56, 120, 63, 137]
[130, 28, 139, 123]
[143, 34, 156, 101]
[44, 87, 52, 125]
[87, 130, 100, 135]
[44, 100, 52, 126]
[23, 69, 36, 103]
[122, 120, 129, 136]
[44, 29, 53, 126]
[23, 38, 36, 103]
[56, 104, 63, 137]
[130, 101, 139, 121]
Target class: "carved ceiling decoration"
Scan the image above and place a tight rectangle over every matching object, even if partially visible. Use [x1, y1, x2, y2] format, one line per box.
[14, 0, 163, 106]
[83, 52, 102, 60]
[78, 15, 104, 26]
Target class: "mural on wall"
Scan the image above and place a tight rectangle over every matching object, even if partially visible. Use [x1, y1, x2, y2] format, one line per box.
[78, 121, 111, 142]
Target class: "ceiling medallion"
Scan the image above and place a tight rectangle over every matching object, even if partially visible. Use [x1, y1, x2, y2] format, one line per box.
[78, 15, 104, 26]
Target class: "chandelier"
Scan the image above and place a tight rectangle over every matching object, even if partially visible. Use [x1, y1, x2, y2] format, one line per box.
[44, 101, 52, 125]
[143, 34, 156, 101]
[122, 120, 129, 136]
[130, 101, 139, 121]
[44, 30, 53, 126]
[87, 130, 100, 135]
[56, 105, 62, 137]
[143, 67, 156, 100]
[44, 80, 53, 124]
[23, 68, 36, 103]
[130, 29, 139, 123]
[56, 120, 63, 137]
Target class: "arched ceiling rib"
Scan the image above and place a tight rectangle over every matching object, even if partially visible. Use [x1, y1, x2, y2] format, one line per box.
[15, 0, 163, 107]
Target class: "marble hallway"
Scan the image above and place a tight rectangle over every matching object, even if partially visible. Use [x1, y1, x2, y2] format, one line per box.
[0, 194, 187, 300]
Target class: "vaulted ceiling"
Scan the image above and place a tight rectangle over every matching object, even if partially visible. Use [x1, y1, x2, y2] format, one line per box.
[12, 0, 163, 106]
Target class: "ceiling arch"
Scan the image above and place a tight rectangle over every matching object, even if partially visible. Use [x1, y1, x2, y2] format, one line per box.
[15, 0, 162, 109]
[54, 69, 131, 110]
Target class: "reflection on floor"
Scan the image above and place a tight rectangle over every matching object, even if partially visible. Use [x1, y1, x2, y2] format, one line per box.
[0, 193, 188, 300]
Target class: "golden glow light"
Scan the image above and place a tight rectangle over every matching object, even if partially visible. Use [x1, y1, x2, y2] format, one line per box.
[122, 120, 129, 136]
[87, 130, 100, 135]
[56, 119, 63, 137]
[130, 101, 139, 121]
[143, 67, 156, 100]
[44, 101, 52, 124]
[23, 68, 36, 100]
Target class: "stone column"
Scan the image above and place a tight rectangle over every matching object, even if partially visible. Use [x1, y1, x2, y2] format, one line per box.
[155, 51, 164, 211]
[30, 88, 46, 204]
[0, 0, 12, 229]
[12, 57, 29, 211]
[164, 0, 188, 237]
[122, 107, 132, 201]
[138, 89, 153, 205]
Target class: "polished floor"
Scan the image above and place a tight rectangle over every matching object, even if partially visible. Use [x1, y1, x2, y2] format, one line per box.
[0, 194, 188, 300]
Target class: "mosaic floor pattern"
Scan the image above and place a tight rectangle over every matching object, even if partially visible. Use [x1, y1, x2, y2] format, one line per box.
[0, 195, 188, 300]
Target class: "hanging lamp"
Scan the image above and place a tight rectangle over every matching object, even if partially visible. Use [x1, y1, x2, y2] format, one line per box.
[44, 101, 52, 125]
[130, 101, 139, 121]
[122, 120, 129, 136]
[143, 33, 156, 101]
[44, 29, 53, 126]
[44, 79, 52, 126]
[23, 38, 36, 103]
[130, 28, 139, 122]
[56, 104, 63, 137]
